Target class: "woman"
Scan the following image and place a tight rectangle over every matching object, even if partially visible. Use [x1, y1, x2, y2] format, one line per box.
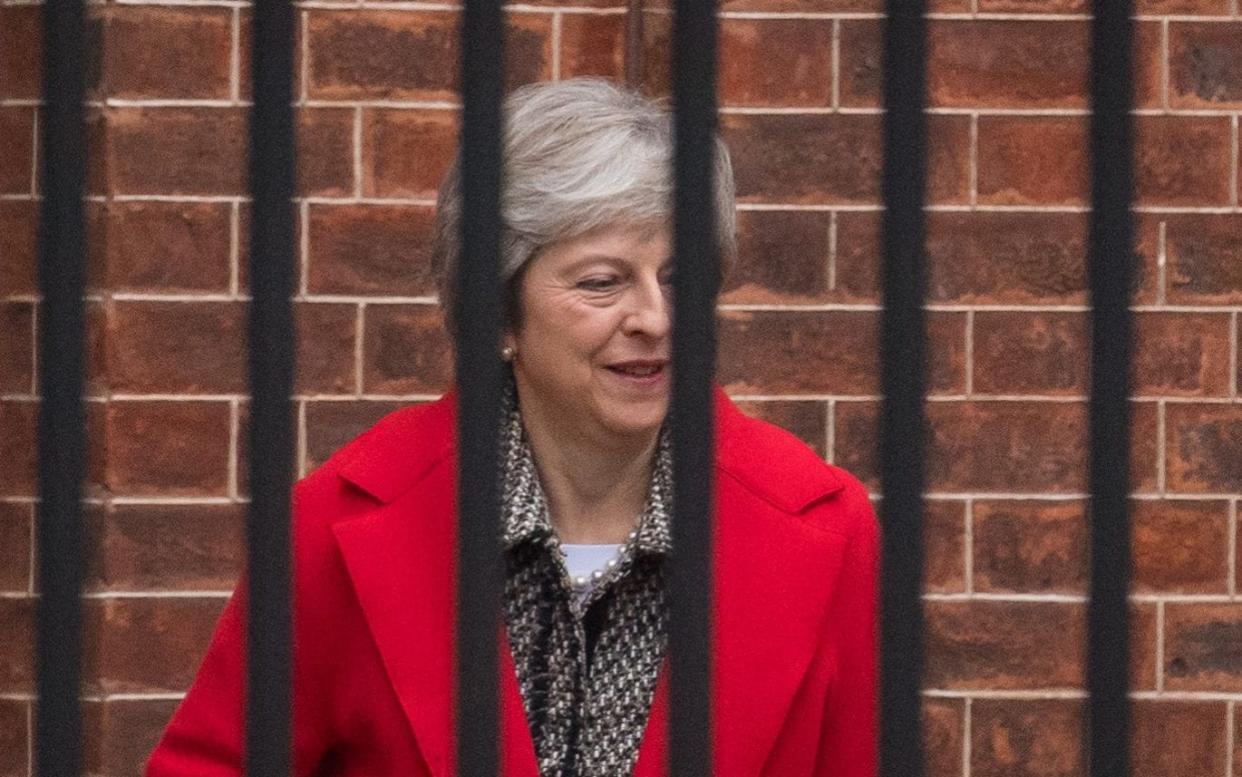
[147, 78, 878, 777]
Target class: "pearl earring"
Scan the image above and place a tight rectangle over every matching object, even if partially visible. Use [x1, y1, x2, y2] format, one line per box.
[500, 345, 516, 362]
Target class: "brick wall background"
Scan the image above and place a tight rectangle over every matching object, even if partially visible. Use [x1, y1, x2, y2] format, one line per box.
[1, 0, 1241, 773]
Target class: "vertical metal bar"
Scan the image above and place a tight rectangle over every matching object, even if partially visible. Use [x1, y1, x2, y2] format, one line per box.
[1087, 2, 1135, 776]
[456, 0, 506, 774]
[670, 0, 718, 773]
[34, 0, 88, 774]
[246, 0, 297, 771]
[878, 1, 929, 777]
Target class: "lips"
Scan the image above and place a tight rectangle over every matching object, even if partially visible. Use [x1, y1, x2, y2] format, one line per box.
[605, 360, 668, 378]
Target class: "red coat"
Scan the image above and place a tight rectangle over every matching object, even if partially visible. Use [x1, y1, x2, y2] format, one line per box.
[146, 389, 878, 777]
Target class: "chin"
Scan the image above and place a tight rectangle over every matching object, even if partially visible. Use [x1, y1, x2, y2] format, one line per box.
[598, 400, 668, 439]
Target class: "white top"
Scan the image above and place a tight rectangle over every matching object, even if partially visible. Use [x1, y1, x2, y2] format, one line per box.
[561, 543, 623, 582]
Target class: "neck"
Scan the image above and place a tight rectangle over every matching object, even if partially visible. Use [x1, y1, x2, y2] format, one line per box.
[516, 391, 659, 545]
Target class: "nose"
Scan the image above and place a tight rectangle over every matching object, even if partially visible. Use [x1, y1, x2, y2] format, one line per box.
[622, 274, 671, 340]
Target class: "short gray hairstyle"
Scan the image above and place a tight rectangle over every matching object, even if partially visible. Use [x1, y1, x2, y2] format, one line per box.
[432, 77, 737, 341]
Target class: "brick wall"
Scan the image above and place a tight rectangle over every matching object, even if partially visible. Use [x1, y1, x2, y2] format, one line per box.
[1, 0, 1240, 774]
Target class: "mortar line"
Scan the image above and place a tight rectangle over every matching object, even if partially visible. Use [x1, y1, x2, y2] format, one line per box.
[1232, 115, 1239, 207]
[827, 211, 837, 291]
[969, 113, 978, 207]
[300, 200, 310, 296]
[831, 19, 840, 110]
[228, 398, 240, 499]
[1161, 19, 1170, 112]
[1230, 311, 1238, 399]
[962, 697, 972, 777]
[301, 10, 310, 103]
[297, 399, 308, 478]
[231, 7, 241, 102]
[1157, 220, 1167, 305]
[28, 302, 38, 395]
[964, 310, 974, 396]
[1156, 600, 1165, 692]
[964, 497, 974, 594]
[355, 303, 366, 396]
[29, 107, 38, 195]
[229, 201, 240, 295]
[1158, 400, 1167, 495]
[551, 11, 562, 81]
[825, 399, 835, 464]
[1230, 499, 1238, 598]
[353, 107, 364, 198]
[26, 502, 34, 595]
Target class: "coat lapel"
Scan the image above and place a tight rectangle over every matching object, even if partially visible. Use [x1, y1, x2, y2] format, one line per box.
[633, 392, 849, 777]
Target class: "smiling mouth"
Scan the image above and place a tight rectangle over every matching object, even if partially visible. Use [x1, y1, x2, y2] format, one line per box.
[605, 362, 667, 378]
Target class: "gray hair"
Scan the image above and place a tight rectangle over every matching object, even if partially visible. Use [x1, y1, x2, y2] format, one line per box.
[432, 77, 737, 341]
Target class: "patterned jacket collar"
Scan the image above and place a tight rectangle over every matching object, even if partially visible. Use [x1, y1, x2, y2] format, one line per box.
[498, 384, 673, 556]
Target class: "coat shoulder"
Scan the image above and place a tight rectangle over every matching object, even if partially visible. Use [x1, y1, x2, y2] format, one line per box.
[716, 402, 874, 539]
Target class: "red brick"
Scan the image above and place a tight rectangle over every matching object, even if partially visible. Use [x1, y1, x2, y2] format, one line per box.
[1164, 603, 1242, 692]
[973, 312, 1088, 396]
[1134, 499, 1230, 593]
[1169, 22, 1242, 109]
[0, 107, 33, 195]
[718, 0, 970, 10]
[0, 597, 33, 693]
[84, 597, 225, 694]
[105, 300, 357, 395]
[0, 401, 35, 498]
[307, 204, 438, 297]
[717, 19, 834, 108]
[926, 601, 1084, 689]
[927, 21, 1088, 109]
[106, 301, 247, 394]
[558, 13, 627, 82]
[1135, 312, 1233, 397]
[925, 500, 967, 593]
[0, 698, 25, 775]
[970, 699, 1084, 777]
[0, 7, 40, 100]
[87, 503, 243, 592]
[361, 304, 453, 395]
[1166, 403, 1242, 493]
[90, 201, 232, 293]
[1165, 214, 1242, 304]
[297, 108, 356, 198]
[306, 10, 551, 101]
[84, 301, 110, 400]
[838, 212, 1107, 305]
[0, 302, 33, 394]
[101, 6, 232, 100]
[732, 399, 827, 459]
[104, 401, 231, 496]
[1136, 116, 1233, 206]
[973, 500, 1086, 593]
[0, 200, 37, 296]
[924, 698, 965, 777]
[722, 114, 970, 205]
[0, 502, 30, 593]
[837, 20, 880, 109]
[305, 399, 405, 471]
[105, 107, 246, 196]
[363, 109, 458, 199]
[723, 210, 832, 304]
[83, 698, 180, 777]
[1133, 701, 1229, 777]
[976, 116, 1088, 206]
[718, 310, 965, 396]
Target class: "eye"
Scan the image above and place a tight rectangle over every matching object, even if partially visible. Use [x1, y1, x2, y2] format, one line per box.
[576, 276, 620, 292]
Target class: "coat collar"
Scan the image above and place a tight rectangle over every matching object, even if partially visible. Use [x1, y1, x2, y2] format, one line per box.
[331, 389, 848, 776]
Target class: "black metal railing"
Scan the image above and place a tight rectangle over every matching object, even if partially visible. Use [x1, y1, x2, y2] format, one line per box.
[31, 1, 1135, 775]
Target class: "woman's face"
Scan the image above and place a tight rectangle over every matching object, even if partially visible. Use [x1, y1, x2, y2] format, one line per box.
[506, 222, 673, 446]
